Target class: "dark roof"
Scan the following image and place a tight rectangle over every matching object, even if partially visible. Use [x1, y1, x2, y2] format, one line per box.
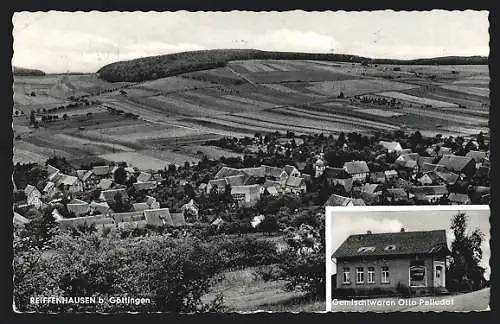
[435, 171, 459, 185]
[324, 167, 350, 179]
[475, 166, 490, 178]
[170, 212, 186, 226]
[466, 150, 487, 163]
[333, 230, 449, 258]
[344, 161, 370, 174]
[214, 166, 243, 179]
[421, 163, 447, 173]
[386, 188, 408, 199]
[448, 193, 471, 203]
[410, 185, 448, 196]
[438, 155, 475, 173]
[224, 174, 245, 187]
[418, 156, 435, 169]
[325, 194, 352, 207]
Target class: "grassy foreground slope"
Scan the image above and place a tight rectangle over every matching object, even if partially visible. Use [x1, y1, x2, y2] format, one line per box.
[97, 49, 487, 82]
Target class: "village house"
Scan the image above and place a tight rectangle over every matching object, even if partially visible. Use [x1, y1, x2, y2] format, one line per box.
[384, 169, 399, 181]
[410, 185, 448, 202]
[283, 165, 301, 178]
[438, 155, 476, 178]
[417, 156, 436, 170]
[385, 188, 409, 202]
[90, 201, 110, 215]
[314, 157, 326, 178]
[136, 172, 152, 183]
[24, 184, 42, 208]
[369, 172, 386, 184]
[448, 193, 471, 205]
[132, 181, 157, 191]
[379, 141, 403, 153]
[231, 185, 261, 207]
[58, 175, 83, 193]
[67, 199, 90, 217]
[76, 169, 99, 189]
[325, 194, 366, 207]
[98, 178, 114, 190]
[324, 167, 353, 193]
[395, 153, 419, 175]
[421, 163, 447, 174]
[100, 188, 129, 203]
[92, 165, 112, 178]
[332, 229, 449, 294]
[343, 161, 370, 182]
[418, 172, 441, 186]
[284, 176, 307, 194]
[466, 150, 488, 169]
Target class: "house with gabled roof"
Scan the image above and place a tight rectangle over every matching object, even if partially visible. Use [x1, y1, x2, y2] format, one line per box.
[100, 188, 128, 203]
[421, 163, 447, 174]
[385, 188, 408, 202]
[417, 156, 435, 170]
[448, 193, 471, 205]
[283, 165, 301, 178]
[13, 211, 30, 226]
[343, 161, 370, 182]
[132, 181, 157, 191]
[144, 208, 173, 227]
[466, 150, 488, 168]
[438, 155, 476, 177]
[231, 185, 261, 207]
[207, 178, 229, 194]
[90, 201, 110, 215]
[46, 164, 60, 176]
[24, 184, 42, 208]
[92, 165, 112, 177]
[67, 199, 90, 217]
[325, 194, 366, 207]
[410, 185, 448, 202]
[418, 171, 441, 186]
[58, 175, 83, 193]
[435, 170, 459, 186]
[369, 172, 386, 184]
[284, 176, 306, 194]
[379, 141, 403, 153]
[332, 229, 449, 294]
[136, 172, 152, 183]
[77, 169, 99, 189]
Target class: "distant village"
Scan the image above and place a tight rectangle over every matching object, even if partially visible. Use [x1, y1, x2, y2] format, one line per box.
[13, 129, 490, 233]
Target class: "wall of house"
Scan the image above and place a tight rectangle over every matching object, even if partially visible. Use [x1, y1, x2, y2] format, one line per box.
[335, 256, 444, 292]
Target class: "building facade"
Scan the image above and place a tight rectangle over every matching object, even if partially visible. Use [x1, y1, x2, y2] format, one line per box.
[332, 229, 449, 295]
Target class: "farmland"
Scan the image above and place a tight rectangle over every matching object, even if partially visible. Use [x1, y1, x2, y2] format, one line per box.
[13, 53, 490, 170]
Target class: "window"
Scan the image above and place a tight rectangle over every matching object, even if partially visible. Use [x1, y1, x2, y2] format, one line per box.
[356, 267, 364, 283]
[435, 266, 442, 279]
[367, 267, 375, 283]
[342, 268, 351, 284]
[409, 266, 427, 287]
[381, 266, 390, 283]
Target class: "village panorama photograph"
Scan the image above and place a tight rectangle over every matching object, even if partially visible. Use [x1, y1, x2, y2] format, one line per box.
[12, 10, 489, 313]
[325, 205, 491, 312]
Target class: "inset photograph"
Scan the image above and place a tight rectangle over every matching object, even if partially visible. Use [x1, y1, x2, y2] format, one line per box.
[325, 205, 490, 312]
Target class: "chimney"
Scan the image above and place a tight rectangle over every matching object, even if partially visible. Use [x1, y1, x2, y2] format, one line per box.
[400, 227, 405, 232]
[367, 230, 372, 234]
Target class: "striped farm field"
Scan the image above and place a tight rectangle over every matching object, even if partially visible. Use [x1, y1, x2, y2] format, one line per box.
[274, 106, 401, 131]
[439, 85, 489, 98]
[185, 117, 289, 134]
[377, 91, 458, 108]
[222, 94, 281, 109]
[306, 79, 419, 97]
[400, 107, 488, 125]
[137, 95, 224, 116]
[354, 108, 406, 118]
[178, 90, 271, 113]
[261, 83, 322, 98]
[140, 76, 214, 92]
[402, 86, 489, 108]
[226, 111, 366, 133]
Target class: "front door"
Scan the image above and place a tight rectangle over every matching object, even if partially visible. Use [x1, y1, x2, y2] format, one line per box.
[434, 263, 445, 287]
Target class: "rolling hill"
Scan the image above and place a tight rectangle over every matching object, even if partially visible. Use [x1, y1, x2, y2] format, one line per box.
[13, 66, 46, 76]
[96, 49, 488, 83]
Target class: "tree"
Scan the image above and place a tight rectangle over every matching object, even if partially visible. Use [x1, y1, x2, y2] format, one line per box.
[113, 167, 127, 185]
[63, 114, 68, 120]
[447, 212, 486, 292]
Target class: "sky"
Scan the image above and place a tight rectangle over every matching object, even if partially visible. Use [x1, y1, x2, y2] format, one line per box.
[326, 206, 491, 279]
[12, 10, 489, 73]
